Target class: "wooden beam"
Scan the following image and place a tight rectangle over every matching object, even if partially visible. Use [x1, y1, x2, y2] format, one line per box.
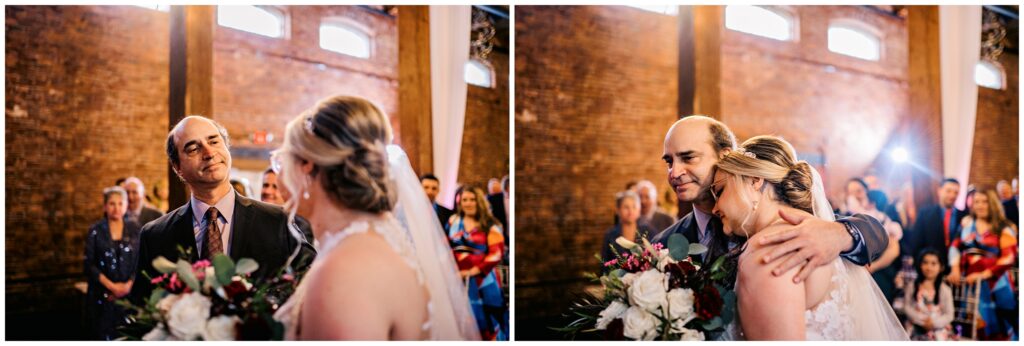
[693, 5, 723, 117]
[397, 6, 434, 175]
[677, 6, 695, 117]
[906, 6, 944, 209]
[168, 5, 214, 208]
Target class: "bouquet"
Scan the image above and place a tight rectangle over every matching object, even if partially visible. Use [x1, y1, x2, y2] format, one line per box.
[556, 234, 736, 340]
[118, 249, 297, 340]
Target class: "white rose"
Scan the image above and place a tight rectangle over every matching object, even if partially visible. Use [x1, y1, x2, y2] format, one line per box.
[622, 306, 659, 341]
[156, 294, 182, 315]
[167, 292, 212, 340]
[142, 323, 171, 341]
[621, 272, 637, 286]
[627, 270, 668, 314]
[202, 315, 240, 340]
[656, 249, 676, 271]
[678, 326, 705, 341]
[665, 288, 695, 321]
[595, 300, 628, 330]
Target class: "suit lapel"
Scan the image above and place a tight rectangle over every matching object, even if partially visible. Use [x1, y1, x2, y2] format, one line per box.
[172, 204, 200, 262]
[229, 194, 252, 259]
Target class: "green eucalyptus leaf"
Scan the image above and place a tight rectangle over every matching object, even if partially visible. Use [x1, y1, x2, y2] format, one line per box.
[148, 288, 166, 308]
[708, 253, 727, 273]
[701, 316, 723, 330]
[721, 290, 737, 324]
[152, 256, 177, 274]
[667, 233, 690, 261]
[611, 269, 626, 278]
[175, 260, 201, 292]
[235, 258, 259, 275]
[212, 254, 235, 285]
[688, 243, 708, 256]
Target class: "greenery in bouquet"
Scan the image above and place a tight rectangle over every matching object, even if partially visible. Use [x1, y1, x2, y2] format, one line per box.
[117, 247, 298, 340]
[556, 234, 737, 340]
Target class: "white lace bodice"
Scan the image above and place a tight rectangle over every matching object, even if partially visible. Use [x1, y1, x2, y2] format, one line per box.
[724, 260, 852, 340]
[273, 216, 433, 340]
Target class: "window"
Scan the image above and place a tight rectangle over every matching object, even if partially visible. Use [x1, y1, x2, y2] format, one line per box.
[217, 6, 286, 38]
[134, 5, 169, 12]
[725, 5, 795, 41]
[319, 20, 372, 59]
[625, 5, 678, 16]
[464, 59, 494, 88]
[975, 60, 1004, 90]
[827, 21, 881, 61]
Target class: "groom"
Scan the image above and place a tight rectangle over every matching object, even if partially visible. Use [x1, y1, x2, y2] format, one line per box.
[653, 116, 888, 282]
[130, 116, 316, 303]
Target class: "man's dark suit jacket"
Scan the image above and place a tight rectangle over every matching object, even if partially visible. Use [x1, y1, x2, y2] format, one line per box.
[652, 211, 889, 265]
[131, 205, 165, 229]
[908, 204, 964, 266]
[434, 202, 455, 233]
[130, 193, 316, 304]
[1002, 198, 1018, 227]
[487, 193, 508, 238]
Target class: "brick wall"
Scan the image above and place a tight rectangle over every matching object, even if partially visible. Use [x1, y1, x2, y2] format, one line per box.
[969, 51, 1019, 191]
[514, 6, 679, 337]
[6, 7, 509, 336]
[459, 49, 511, 190]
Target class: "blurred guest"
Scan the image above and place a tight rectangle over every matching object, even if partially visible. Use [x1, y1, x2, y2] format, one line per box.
[601, 190, 655, 266]
[150, 179, 170, 213]
[948, 190, 1018, 340]
[964, 186, 978, 213]
[997, 180, 1018, 227]
[903, 249, 954, 341]
[114, 177, 127, 187]
[634, 180, 675, 233]
[121, 177, 164, 227]
[230, 178, 250, 198]
[842, 177, 871, 215]
[84, 186, 141, 340]
[488, 176, 509, 238]
[421, 173, 454, 231]
[260, 167, 286, 205]
[448, 186, 508, 340]
[451, 184, 465, 223]
[863, 189, 903, 303]
[487, 178, 501, 195]
[661, 188, 679, 219]
[908, 178, 963, 267]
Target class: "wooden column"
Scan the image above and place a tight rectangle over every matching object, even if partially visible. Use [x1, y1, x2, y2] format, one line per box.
[678, 5, 723, 118]
[907, 6, 944, 209]
[168, 5, 214, 208]
[397, 6, 434, 175]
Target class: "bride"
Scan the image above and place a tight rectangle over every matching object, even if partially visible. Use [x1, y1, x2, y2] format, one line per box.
[709, 135, 907, 340]
[270, 95, 480, 340]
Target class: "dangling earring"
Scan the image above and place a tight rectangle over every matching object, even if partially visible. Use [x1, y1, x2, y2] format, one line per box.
[302, 177, 311, 200]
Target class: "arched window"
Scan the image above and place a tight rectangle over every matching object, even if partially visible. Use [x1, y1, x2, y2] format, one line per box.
[464, 59, 494, 88]
[625, 5, 678, 16]
[134, 5, 169, 12]
[827, 21, 882, 61]
[319, 19, 372, 59]
[724, 5, 795, 41]
[217, 6, 286, 38]
[975, 60, 1005, 90]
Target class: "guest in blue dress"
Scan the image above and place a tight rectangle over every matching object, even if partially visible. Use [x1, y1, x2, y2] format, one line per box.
[84, 186, 141, 340]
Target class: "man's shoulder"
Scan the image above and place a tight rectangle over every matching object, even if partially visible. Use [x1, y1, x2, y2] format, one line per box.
[237, 195, 289, 221]
[653, 212, 694, 241]
[140, 204, 186, 237]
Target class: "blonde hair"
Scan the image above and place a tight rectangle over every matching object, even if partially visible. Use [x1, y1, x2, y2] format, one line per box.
[714, 135, 815, 214]
[278, 95, 395, 213]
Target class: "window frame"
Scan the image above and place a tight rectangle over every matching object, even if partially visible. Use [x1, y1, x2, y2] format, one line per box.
[723, 5, 800, 43]
[826, 19, 884, 62]
[318, 16, 375, 59]
[215, 5, 290, 39]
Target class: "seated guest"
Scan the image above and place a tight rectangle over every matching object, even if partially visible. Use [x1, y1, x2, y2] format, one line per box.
[121, 177, 164, 227]
[903, 249, 954, 341]
[448, 186, 508, 340]
[421, 173, 454, 232]
[949, 190, 1018, 340]
[633, 180, 675, 233]
[601, 190, 655, 267]
[84, 186, 141, 340]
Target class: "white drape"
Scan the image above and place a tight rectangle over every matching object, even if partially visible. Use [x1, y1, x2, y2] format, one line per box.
[430, 5, 471, 209]
[939, 5, 982, 209]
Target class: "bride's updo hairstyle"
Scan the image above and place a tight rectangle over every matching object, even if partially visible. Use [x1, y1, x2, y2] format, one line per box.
[280, 95, 395, 213]
[714, 135, 815, 214]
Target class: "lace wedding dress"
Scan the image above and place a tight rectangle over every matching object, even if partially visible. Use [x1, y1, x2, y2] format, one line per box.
[274, 217, 432, 339]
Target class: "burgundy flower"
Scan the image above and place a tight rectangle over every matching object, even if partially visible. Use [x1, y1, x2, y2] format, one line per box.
[665, 261, 697, 289]
[223, 280, 249, 299]
[694, 284, 722, 320]
[604, 318, 625, 340]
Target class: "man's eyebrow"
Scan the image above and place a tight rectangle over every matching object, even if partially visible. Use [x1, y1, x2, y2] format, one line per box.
[675, 150, 697, 157]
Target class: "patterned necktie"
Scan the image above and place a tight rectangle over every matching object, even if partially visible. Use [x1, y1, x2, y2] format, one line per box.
[206, 207, 223, 258]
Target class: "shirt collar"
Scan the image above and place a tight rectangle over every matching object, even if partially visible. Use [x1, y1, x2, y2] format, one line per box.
[693, 207, 712, 236]
[190, 189, 236, 226]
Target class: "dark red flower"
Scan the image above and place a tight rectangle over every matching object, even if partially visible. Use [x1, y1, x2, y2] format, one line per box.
[604, 318, 625, 340]
[666, 261, 697, 289]
[223, 280, 248, 299]
[694, 284, 722, 320]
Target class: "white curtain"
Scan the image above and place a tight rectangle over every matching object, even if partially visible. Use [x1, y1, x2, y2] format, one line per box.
[429, 5, 471, 210]
[939, 5, 982, 209]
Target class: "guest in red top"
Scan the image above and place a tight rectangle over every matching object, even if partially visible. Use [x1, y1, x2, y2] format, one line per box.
[448, 185, 507, 340]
